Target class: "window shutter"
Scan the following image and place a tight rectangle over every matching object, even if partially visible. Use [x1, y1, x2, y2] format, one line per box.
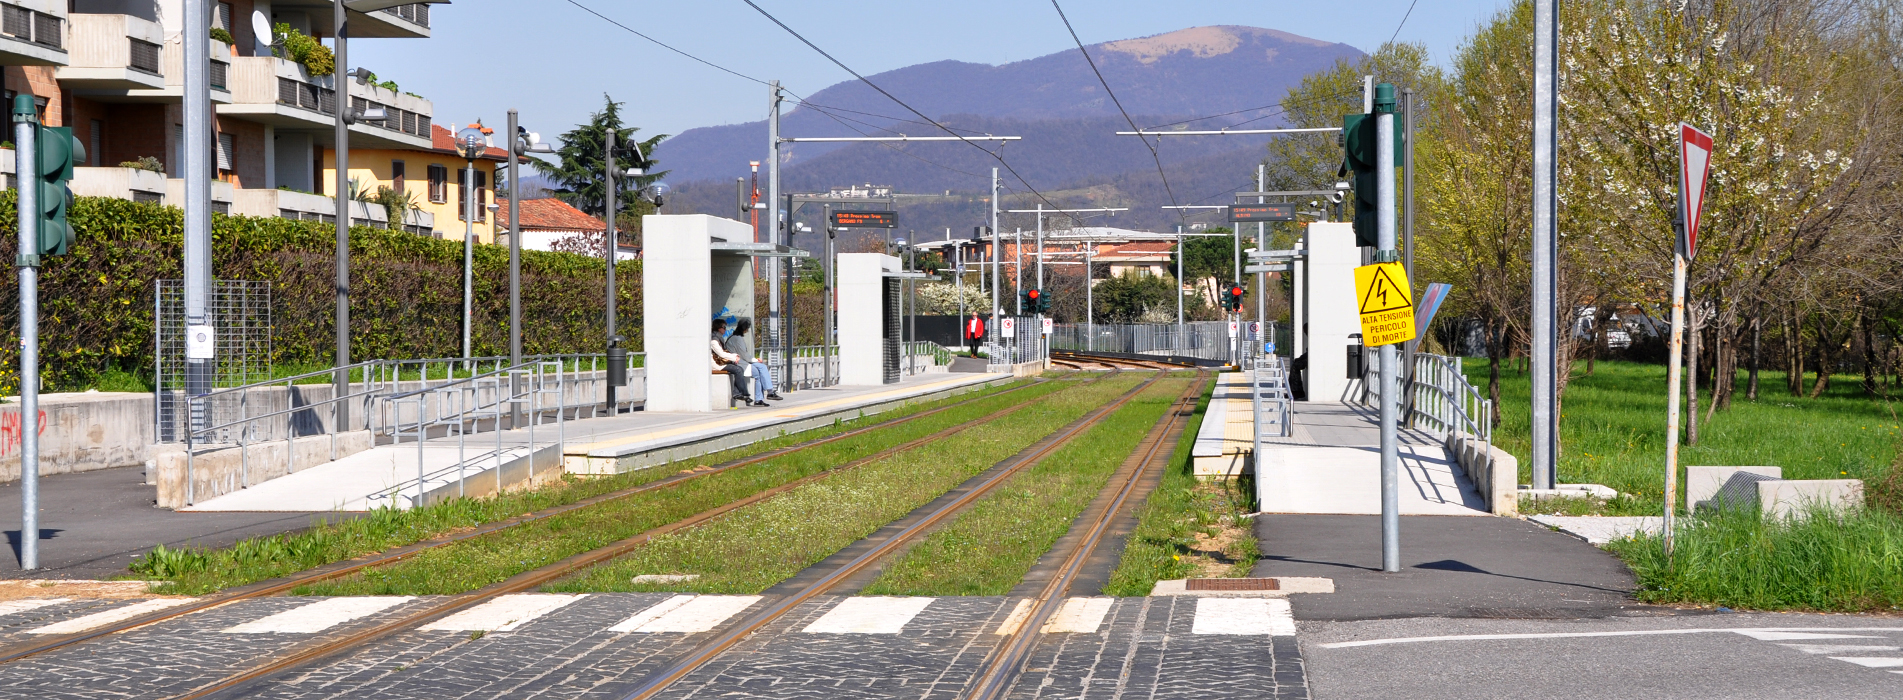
[215, 2, 232, 31]
[391, 161, 405, 193]
[457, 168, 467, 220]
[217, 133, 234, 171]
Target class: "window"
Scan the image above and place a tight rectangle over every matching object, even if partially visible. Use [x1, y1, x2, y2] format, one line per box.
[477, 171, 489, 222]
[89, 120, 102, 166]
[216, 132, 233, 171]
[427, 164, 446, 203]
[214, 3, 233, 31]
[457, 168, 467, 221]
[391, 160, 405, 194]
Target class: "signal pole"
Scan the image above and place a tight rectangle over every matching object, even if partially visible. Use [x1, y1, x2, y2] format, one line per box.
[991, 168, 1003, 361]
[1374, 84, 1401, 573]
[14, 96, 39, 569]
[1531, 0, 1559, 489]
[766, 81, 783, 390]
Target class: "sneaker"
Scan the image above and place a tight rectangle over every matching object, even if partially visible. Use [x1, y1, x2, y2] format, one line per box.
[750, 400, 772, 407]
[766, 393, 785, 401]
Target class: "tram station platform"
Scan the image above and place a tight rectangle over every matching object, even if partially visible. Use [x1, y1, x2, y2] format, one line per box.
[184, 371, 1011, 513]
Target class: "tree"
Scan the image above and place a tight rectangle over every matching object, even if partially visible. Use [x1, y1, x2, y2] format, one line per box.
[1092, 271, 1178, 323]
[531, 94, 668, 248]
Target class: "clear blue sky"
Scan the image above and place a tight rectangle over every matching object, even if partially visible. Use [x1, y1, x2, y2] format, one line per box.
[350, 0, 1509, 141]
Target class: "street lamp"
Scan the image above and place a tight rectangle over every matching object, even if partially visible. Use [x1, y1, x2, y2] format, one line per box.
[454, 122, 491, 364]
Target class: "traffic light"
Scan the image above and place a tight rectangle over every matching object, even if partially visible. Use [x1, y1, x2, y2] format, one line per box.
[32, 124, 83, 257]
[1024, 288, 1048, 314]
[1339, 83, 1400, 248]
[1222, 283, 1246, 312]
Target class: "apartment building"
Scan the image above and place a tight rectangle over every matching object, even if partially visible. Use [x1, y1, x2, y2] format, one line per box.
[0, 0, 464, 233]
[326, 122, 507, 242]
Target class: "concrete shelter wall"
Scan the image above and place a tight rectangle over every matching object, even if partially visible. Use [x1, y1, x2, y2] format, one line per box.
[1305, 222, 1359, 402]
[839, 253, 898, 386]
[642, 215, 756, 412]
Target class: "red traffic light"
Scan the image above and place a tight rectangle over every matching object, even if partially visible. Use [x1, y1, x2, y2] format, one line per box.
[1230, 286, 1244, 297]
[1027, 290, 1040, 299]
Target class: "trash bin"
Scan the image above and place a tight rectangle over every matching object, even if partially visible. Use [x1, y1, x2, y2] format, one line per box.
[1346, 333, 1364, 379]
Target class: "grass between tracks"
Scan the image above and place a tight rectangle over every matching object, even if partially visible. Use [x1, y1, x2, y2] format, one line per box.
[292, 377, 1088, 596]
[860, 379, 1188, 596]
[131, 378, 1037, 595]
[544, 374, 1150, 594]
[1101, 379, 1260, 596]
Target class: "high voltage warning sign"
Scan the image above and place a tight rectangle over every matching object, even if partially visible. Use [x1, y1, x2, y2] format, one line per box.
[1354, 262, 1417, 347]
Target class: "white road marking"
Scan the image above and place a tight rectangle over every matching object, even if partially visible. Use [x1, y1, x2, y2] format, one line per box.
[27, 598, 201, 635]
[419, 594, 586, 632]
[1041, 598, 1113, 634]
[1830, 657, 1903, 668]
[1780, 644, 1902, 655]
[222, 597, 415, 634]
[619, 595, 761, 633]
[1733, 630, 1883, 641]
[0, 598, 69, 617]
[992, 599, 1033, 635]
[1317, 627, 1903, 649]
[803, 597, 935, 634]
[1191, 598, 1295, 636]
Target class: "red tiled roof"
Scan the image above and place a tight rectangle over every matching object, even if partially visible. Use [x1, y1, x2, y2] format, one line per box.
[1108, 241, 1175, 254]
[429, 124, 511, 161]
[495, 198, 606, 232]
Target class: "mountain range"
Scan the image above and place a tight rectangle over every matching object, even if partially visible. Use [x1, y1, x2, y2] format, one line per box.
[653, 26, 1364, 239]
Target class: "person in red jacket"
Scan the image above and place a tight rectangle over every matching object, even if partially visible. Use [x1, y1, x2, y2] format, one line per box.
[965, 314, 985, 346]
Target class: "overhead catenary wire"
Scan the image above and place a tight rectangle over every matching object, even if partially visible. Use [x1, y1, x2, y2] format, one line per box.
[1048, 0, 1185, 226]
[739, 0, 1071, 215]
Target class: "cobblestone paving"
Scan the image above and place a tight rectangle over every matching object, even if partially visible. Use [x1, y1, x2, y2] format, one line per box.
[1008, 596, 1308, 700]
[0, 598, 128, 638]
[0, 594, 1306, 700]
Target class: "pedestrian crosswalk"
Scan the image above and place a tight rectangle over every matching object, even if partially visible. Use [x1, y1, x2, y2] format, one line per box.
[0, 593, 1297, 640]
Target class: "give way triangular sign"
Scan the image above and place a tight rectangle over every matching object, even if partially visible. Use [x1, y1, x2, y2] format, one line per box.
[1679, 123, 1714, 260]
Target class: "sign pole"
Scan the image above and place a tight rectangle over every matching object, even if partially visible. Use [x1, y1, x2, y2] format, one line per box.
[1665, 122, 1713, 559]
[1374, 85, 1401, 573]
[15, 97, 40, 570]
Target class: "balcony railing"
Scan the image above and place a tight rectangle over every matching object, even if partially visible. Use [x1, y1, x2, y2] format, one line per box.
[382, 3, 430, 28]
[1, 4, 61, 49]
[277, 74, 337, 115]
[210, 59, 227, 91]
[127, 37, 158, 74]
[350, 95, 429, 138]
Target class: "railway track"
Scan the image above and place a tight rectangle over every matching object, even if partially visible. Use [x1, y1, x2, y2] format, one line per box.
[1051, 349, 1202, 371]
[155, 370, 1127, 700]
[613, 369, 1170, 700]
[0, 373, 1076, 667]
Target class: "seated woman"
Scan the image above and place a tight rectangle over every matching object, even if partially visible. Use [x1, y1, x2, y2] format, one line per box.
[725, 319, 782, 403]
[710, 319, 755, 406]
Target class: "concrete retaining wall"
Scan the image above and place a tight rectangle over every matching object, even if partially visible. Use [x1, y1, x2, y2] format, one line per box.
[1004, 360, 1049, 378]
[1445, 432, 1517, 516]
[415, 442, 565, 509]
[0, 392, 154, 482]
[153, 431, 375, 509]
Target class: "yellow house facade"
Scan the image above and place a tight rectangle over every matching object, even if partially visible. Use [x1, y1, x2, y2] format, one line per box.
[318, 123, 511, 242]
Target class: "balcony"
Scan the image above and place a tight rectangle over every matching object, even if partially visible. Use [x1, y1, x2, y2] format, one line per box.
[0, 0, 67, 66]
[218, 56, 432, 150]
[269, 1, 432, 39]
[232, 188, 435, 234]
[102, 33, 231, 103]
[55, 13, 163, 91]
[72, 165, 166, 204]
[165, 177, 234, 214]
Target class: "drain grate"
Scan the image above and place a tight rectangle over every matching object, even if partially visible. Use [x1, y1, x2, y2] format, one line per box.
[1186, 578, 1280, 591]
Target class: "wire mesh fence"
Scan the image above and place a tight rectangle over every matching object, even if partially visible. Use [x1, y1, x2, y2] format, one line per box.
[1048, 321, 1237, 362]
[154, 280, 272, 443]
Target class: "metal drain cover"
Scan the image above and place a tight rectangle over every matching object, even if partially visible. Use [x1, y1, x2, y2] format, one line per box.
[1186, 578, 1280, 591]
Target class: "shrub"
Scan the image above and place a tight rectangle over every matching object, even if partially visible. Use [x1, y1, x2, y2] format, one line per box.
[273, 23, 333, 76]
[209, 27, 234, 45]
[118, 156, 162, 173]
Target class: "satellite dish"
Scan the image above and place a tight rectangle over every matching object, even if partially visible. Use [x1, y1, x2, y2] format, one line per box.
[251, 11, 275, 46]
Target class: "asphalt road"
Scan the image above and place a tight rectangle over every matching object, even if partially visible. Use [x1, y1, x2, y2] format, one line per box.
[0, 466, 353, 579]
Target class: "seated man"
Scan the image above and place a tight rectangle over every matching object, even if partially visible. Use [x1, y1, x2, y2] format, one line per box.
[725, 319, 782, 403]
[710, 319, 755, 407]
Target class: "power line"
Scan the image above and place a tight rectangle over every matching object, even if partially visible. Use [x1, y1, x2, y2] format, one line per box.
[791, 99, 990, 180]
[562, 0, 769, 87]
[1388, 0, 1423, 47]
[1048, 0, 1184, 225]
[739, 0, 1069, 213]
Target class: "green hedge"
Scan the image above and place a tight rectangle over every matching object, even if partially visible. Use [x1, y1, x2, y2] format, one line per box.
[0, 192, 638, 393]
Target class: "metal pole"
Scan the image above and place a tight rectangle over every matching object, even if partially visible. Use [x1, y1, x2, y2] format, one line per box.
[990, 168, 1001, 359]
[1375, 84, 1401, 573]
[1175, 233, 1184, 335]
[1257, 164, 1266, 337]
[783, 192, 794, 385]
[1664, 250, 1687, 557]
[1085, 243, 1094, 350]
[955, 244, 964, 351]
[605, 128, 618, 411]
[462, 161, 474, 361]
[331, 0, 350, 427]
[507, 110, 522, 427]
[766, 81, 783, 390]
[1531, 0, 1559, 490]
[1014, 226, 1023, 315]
[1035, 204, 1044, 292]
[1402, 89, 1417, 406]
[14, 98, 39, 569]
[824, 216, 836, 386]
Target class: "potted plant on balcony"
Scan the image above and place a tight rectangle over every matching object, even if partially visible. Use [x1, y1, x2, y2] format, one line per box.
[271, 24, 333, 77]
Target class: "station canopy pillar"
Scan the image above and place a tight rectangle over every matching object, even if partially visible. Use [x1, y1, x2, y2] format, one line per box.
[837, 252, 903, 386]
[641, 214, 763, 412]
[1303, 221, 1361, 402]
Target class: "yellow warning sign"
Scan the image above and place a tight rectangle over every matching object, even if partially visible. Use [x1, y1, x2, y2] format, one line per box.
[1354, 262, 1417, 347]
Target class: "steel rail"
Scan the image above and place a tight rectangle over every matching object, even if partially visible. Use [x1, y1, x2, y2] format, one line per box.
[965, 371, 1210, 700]
[164, 371, 1117, 700]
[613, 370, 1167, 700]
[0, 375, 1062, 666]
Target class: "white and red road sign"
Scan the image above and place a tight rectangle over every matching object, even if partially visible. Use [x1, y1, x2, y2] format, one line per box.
[1678, 123, 1714, 260]
[1041, 318, 1053, 336]
[1227, 321, 1239, 338]
[1001, 317, 1015, 338]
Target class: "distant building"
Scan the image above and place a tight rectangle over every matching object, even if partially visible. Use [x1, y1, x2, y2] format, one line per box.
[496, 197, 637, 260]
[826, 183, 894, 198]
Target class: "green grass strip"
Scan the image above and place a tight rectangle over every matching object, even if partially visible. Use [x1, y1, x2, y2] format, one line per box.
[294, 377, 1092, 596]
[1606, 507, 1903, 612]
[860, 379, 1188, 596]
[137, 377, 1040, 595]
[1100, 380, 1259, 596]
[544, 375, 1150, 594]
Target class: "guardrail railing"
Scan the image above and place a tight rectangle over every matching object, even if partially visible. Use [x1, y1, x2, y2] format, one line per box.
[1406, 352, 1494, 464]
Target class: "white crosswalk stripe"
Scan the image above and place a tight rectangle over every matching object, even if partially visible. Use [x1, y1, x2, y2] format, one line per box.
[803, 597, 935, 634]
[612, 595, 762, 633]
[992, 599, 1033, 635]
[1779, 644, 1902, 655]
[1829, 657, 1903, 668]
[1733, 630, 1885, 641]
[1191, 597, 1296, 636]
[420, 594, 586, 632]
[1042, 598, 1113, 634]
[27, 598, 201, 635]
[0, 598, 69, 618]
[222, 597, 415, 634]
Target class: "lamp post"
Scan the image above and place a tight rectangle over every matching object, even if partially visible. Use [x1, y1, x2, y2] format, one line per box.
[507, 114, 553, 424]
[453, 124, 491, 364]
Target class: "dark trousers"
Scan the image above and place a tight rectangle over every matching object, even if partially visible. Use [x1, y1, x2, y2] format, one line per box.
[718, 364, 749, 400]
